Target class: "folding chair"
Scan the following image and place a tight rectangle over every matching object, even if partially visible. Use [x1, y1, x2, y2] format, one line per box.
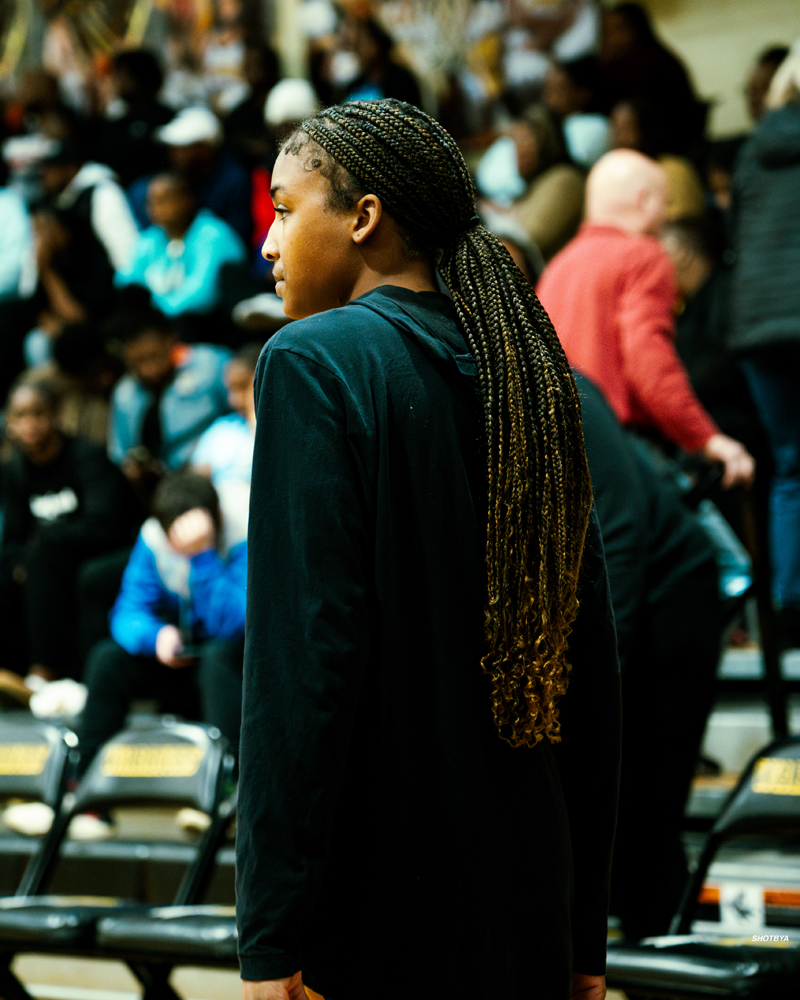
[607, 735, 800, 999]
[0, 717, 233, 1000]
[95, 786, 238, 999]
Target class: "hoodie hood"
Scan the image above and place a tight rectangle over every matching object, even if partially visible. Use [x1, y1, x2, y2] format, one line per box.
[350, 284, 478, 384]
[56, 161, 121, 208]
[747, 101, 800, 169]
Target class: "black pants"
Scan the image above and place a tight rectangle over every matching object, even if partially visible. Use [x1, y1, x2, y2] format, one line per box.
[76, 636, 244, 777]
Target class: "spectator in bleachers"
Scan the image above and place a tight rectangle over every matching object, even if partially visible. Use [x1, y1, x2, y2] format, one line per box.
[90, 49, 173, 188]
[600, 2, 705, 154]
[660, 216, 761, 455]
[24, 139, 140, 366]
[75, 470, 246, 778]
[222, 42, 281, 168]
[476, 104, 585, 260]
[0, 164, 35, 403]
[116, 173, 246, 321]
[537, 149, 754, 488]
[746, 45, 791, 124]
[609, 96, 705, 218]
[339, 17, 422, 107]
[128, 106, 252, 246]
[0, 378, 137, 681]
[541, 55, 610, 168]
[729, 49, 800, 645]
[108, 305, 231, 489]
[191, 342, 259, 489]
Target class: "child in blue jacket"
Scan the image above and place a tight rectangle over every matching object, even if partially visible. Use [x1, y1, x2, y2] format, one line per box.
[76, 470, 246, 775]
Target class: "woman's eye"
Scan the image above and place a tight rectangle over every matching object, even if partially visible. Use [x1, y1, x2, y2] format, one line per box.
[274, 206, 289, 219]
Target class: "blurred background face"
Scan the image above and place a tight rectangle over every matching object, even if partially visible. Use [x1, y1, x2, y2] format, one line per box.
[6, 387, 58, 454]
[39, 160, 79, 196]
[746, 60, 779, 122]
[639, 174, 669, 235]
[510, 121, 540, 180]
[610, 102, 642, 150]
[146, 176, 196, 233]
[123, 330, 177, 388]
[542, 66, 588, 118]
[602, 11, 638, 60]
[224, 360, 256, 421]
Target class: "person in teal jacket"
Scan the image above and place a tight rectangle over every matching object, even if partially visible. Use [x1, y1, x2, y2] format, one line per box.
[116, 173, 246, 317]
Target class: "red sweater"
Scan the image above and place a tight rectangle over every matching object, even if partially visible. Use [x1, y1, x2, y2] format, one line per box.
[537, 223, 717, 452]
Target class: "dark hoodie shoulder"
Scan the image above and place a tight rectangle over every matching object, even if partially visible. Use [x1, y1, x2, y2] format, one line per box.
[745, 101, 800, 169]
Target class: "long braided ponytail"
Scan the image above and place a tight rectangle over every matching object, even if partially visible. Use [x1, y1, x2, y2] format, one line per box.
[291, 99, 593, 747]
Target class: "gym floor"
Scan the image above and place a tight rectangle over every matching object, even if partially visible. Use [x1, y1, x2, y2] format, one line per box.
[14, 958, 630, 1000]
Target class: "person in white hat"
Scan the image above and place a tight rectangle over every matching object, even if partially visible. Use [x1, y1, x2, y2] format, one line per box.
[127, 105, 252, 246]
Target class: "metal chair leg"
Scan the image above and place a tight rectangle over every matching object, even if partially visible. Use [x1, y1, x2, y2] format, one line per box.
[128, 961, 183, 1000]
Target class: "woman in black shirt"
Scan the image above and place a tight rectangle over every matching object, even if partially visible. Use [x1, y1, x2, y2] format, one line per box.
[1, 378, 136, 680]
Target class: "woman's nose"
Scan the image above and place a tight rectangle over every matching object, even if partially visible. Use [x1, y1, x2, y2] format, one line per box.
[262, 223, 279, 261]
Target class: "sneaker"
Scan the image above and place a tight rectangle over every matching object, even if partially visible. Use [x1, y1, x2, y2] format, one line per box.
[68, 812, 115, 841]
[3, 801, 55, 835]
[176, 807, 211, 836]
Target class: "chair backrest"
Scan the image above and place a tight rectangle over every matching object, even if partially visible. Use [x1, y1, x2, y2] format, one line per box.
[73, 718, 227, 817]
[712, 735, 800, 839]
[15, 717, 231, 899]
[0, 713, 74, 808]
[671, 735, 800, 934]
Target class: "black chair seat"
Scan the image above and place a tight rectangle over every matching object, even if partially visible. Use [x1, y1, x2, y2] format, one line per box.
[0, 896, 123, 946]
[607, 937, 800, 998]
[97, 905, 237, 961]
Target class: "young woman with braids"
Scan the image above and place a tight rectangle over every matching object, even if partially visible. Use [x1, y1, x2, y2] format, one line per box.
[237, 99, 620, 1000]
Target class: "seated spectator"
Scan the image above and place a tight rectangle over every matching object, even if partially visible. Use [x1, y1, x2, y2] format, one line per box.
[537, 149, 754, 488]
[38, 138, 139, 275]
[223, 42, 281, 168]
[476, 104, 584, 260]
[128, 106, 252, 246]
[340, 17, 421, 107]
[32, 322, 124, 446]
[116, 173, 246, 320]
[0, 378, 138, 681]
[0, 168, 35, 402]
[192, 342, 259, 489]
[24, 139, 140, 366]
[75, 471, 246, 777]
[108, 305, 231, 488]
[541, 55, 610, 168]
[91, 49, 174, 188]
[600, 2, 705, 154]
[610, 96, 705, 218]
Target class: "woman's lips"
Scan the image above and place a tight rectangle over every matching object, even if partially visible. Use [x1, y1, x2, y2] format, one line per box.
[274, 278, 285, 297]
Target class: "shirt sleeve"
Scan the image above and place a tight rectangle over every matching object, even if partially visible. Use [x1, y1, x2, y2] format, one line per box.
[554, 510, 622, 975]
[110, 535, 170, 656]
[189, 542, 247, 641]
[92, 182, 140, 271]
[236, 344, 371, 982]
[617, 246, 718, 452]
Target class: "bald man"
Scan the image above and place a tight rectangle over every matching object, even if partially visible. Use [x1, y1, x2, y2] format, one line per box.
[538, 149, 754, 488]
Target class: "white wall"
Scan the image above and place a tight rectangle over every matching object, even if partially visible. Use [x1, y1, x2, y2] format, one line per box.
[632, 0, 800, 137]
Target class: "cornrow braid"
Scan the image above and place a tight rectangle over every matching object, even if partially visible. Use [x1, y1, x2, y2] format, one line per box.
[289, 99, 593, 748]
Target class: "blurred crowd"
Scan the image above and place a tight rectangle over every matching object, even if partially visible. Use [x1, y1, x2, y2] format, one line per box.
[0, 0, 799, 928]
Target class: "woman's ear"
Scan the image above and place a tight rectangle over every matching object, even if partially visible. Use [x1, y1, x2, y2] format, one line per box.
[352, 193, 383, 244]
